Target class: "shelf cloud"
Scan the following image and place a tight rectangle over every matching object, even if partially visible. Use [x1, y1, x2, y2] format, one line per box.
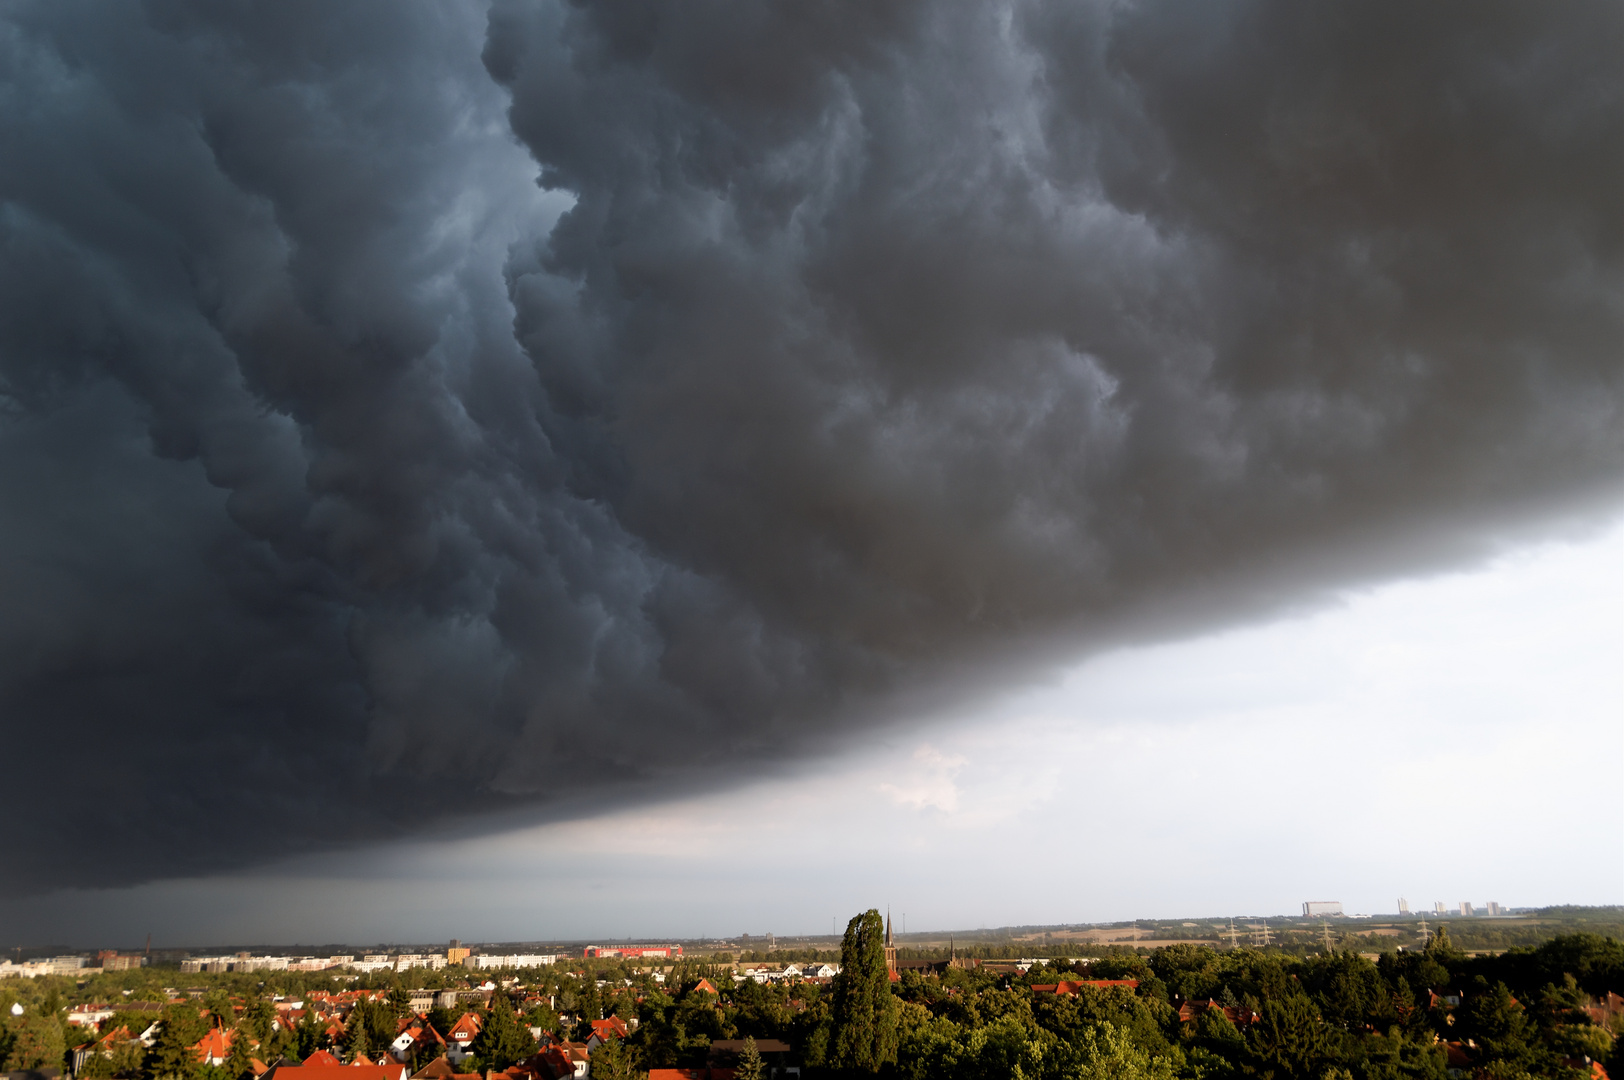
[1, 0, 1619, 891]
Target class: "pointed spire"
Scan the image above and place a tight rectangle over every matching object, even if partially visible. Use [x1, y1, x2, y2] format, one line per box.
[886, 909, 893, 947]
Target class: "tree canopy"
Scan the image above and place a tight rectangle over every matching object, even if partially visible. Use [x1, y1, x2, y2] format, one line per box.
[831, 909, 900, 1072]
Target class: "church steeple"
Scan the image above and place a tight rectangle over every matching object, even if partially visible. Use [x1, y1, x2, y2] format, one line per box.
[884, 908, 897, 975]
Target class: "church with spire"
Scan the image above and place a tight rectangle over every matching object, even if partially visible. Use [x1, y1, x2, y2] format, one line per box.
[884, 918, 981, 978]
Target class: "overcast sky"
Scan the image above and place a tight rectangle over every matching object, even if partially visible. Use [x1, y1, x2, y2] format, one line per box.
[0, 0, 1620, 945]
[4, 515, 1618, 947]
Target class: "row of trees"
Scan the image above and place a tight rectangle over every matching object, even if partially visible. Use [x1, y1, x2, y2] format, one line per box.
[12, 920, 1619, 1080]
[614, 918, 1622, 1079]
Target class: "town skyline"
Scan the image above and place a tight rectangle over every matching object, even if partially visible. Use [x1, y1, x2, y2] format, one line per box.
[5, 906, 1619, 1079]
[12, 905, 1621, 961]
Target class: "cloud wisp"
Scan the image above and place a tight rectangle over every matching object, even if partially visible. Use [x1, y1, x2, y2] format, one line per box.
[0, 0, 1619, 892]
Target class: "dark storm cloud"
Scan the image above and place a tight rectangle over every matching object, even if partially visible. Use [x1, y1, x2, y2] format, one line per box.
[0, 0, 1618, 890]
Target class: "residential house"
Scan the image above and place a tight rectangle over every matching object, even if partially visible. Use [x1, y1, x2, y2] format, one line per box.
[1176, 1000, 1260, 1028]
[408, 1057, 479, 1080]
[1585, 992, 1624, 1027]
[709, 1039, 799, 1078]
[1032, 980, 1140, 996]
[71, 1026, 135, 1075]
[443, 1014, 482, 1064]
[1428, 989, 1462, 1010]
[67, 1005, 116, 1027]
[586, 1017, 630, 1050]
[531, 1043, 589, 1080]
[192, 1027, 237, 1067]
[259, 1064, 407, 1080]
[392, 1022, 445, 1064]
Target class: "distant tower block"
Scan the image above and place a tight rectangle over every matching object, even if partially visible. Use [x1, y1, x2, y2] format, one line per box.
[1459, 901, 1473, 916]
[1302, 901, 1344, 917]
[1397, 898, 1410, 915]
[1486, 901, 1502, 916]
[1434, 901, 1447, 915]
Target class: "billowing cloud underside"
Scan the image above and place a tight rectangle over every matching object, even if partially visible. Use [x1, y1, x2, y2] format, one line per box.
[0, 0, 1618, 889]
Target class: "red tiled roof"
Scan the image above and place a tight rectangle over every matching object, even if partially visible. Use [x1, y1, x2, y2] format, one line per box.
[1176, 999, 1258, 1027]
[588, 1017, 628, 1041]
[303, 1050, 344, 1067]
[265, 1066, 407, 1080]
[446, 1013, 482, 1042]
[532, 1047, 576, 1080]
[409, 1055, 467, 1080]
[192, 1027, 235, 1063]
[1032, 980, 1140, 995]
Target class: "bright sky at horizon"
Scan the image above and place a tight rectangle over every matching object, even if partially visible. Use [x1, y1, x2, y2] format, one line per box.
[8, 515, 1621, 948]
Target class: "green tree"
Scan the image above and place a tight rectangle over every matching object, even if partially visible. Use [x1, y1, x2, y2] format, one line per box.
[346, 1019, 372, 1064]
[1349, 1027, 1447, 1080]
[4, 1011, 66, 1072]
[1247, 994, 1333, 1080]
[202, 992, 235, 1034]
[831, 909, 900, 1072]
[590, 1035, 642, 1080]
[295, 1008, 324, 1059]
[1067, 1020, 1177, 1080]
[523, 1002, 561, 1039]
[1424, 926, 1464, 966]
[1302, 952, 1384, 1031]
[1191, 1006, 1246, 1054]
[242, 1001, 276, 1047]
[225, 1023, 255, 1080]
[425, 1007, 458, 1042]
[734, 1036, 764, 1080]
[148, 1003, 209, 1080]
[262, 1022, 297, 1065]
[1458, 979, 1535, 1072]
[471, 993, 535, 1070]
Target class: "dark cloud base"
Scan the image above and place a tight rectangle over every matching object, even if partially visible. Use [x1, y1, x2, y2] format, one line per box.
[1, 0, 1619, 891]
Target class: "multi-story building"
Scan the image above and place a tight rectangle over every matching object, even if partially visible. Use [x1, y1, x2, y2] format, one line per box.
[472, 954, 560, 969]
[582, 945, 683, 959]
[1302, 901, 1344, 917]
